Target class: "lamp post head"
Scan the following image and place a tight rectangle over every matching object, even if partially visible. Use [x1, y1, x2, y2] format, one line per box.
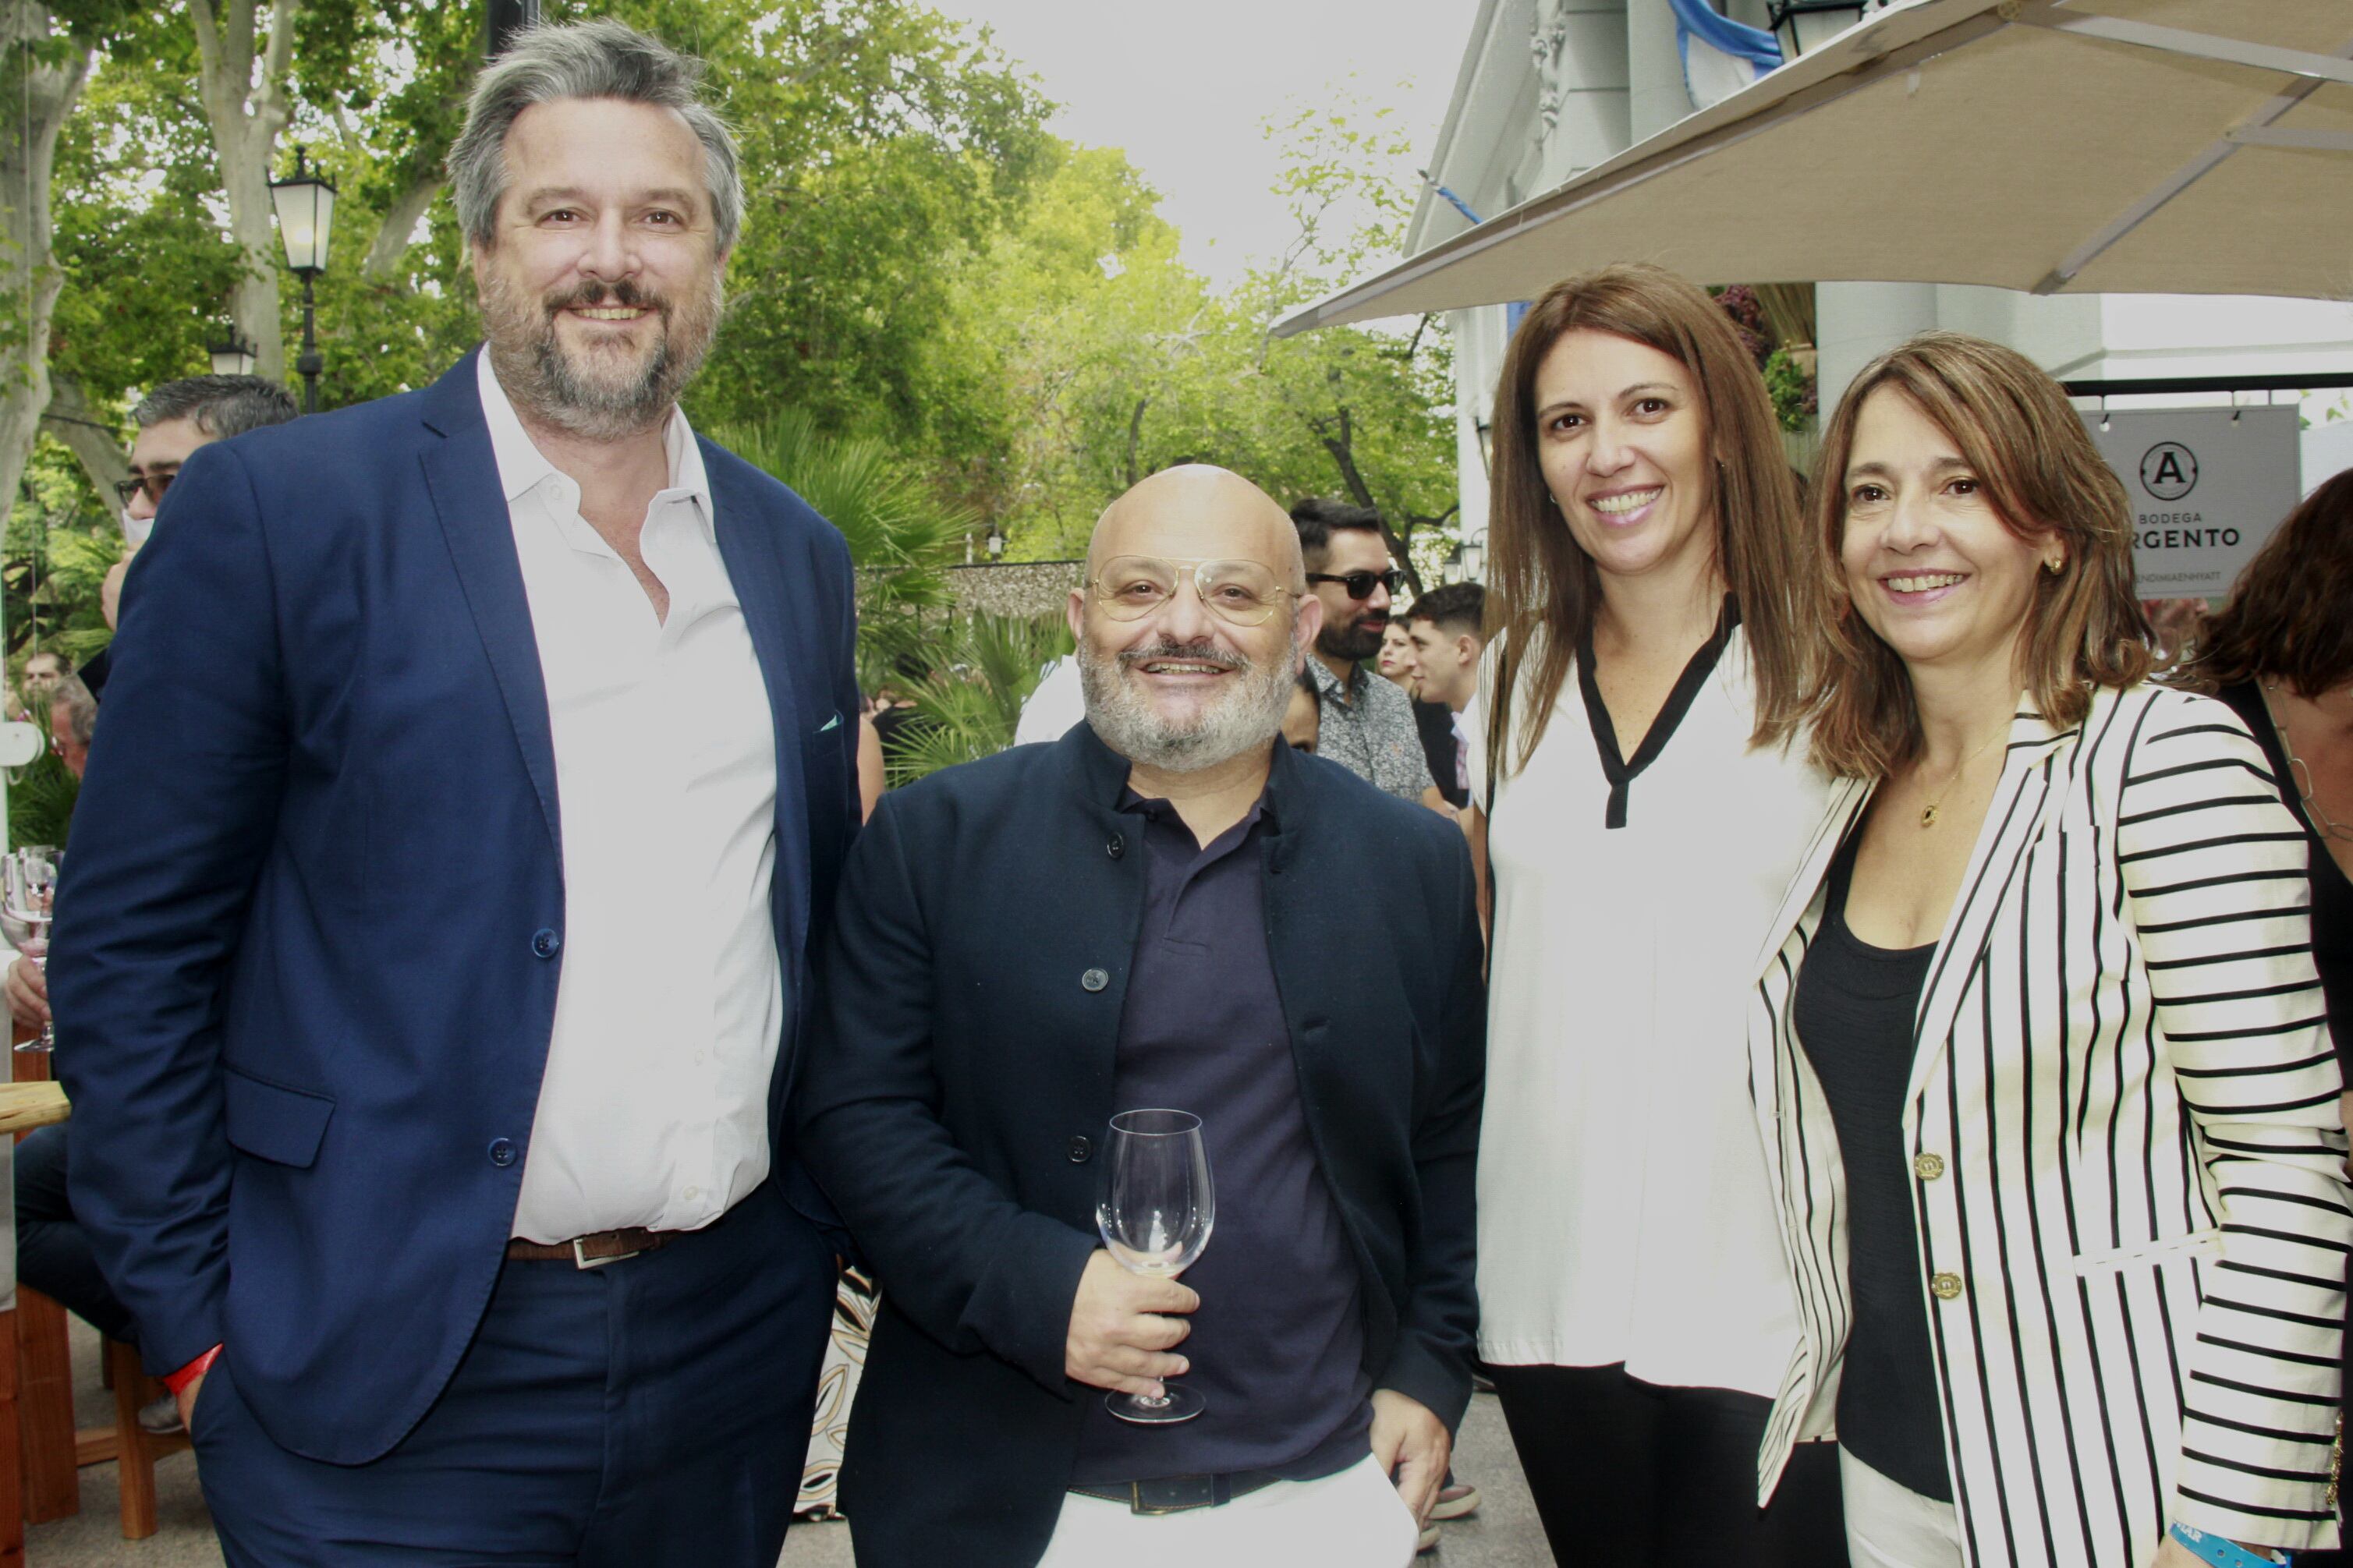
[206, 327, 258, 377]
[270, 146, 339, 277]
[1768, 0, 1878, 60]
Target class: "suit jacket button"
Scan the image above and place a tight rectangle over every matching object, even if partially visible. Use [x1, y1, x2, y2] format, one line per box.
[1067, 1135, 1093, 1163]
[487, 1138, 519, 1168]
[1081, 968, 1108, 992]
[531, 928, 562, 959]
[1930, 1272, 1962, 1301]
[1913, 1153, 1946, 1180]
[1106, 833, 1125, 860]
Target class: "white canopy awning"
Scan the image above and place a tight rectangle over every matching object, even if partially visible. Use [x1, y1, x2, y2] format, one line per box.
[1274, 0, 2353, 337]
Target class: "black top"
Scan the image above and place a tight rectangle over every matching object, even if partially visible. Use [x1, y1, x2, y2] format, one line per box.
[1071, 788, 1371, 1484]
[1575, 595, 1739, 829]
[1792, 825, 1951, 1502]
[1413, 699, 1468, 809]
[2217, 681, 2353, 1056]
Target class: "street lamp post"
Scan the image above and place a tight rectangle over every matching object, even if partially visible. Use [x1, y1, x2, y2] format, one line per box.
[269, 147, 338, 414]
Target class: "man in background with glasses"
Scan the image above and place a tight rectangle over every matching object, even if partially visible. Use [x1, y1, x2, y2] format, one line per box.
[800, 464, 1483, 1567]
[81, 375, 299, 700]
[1289, 498, 1435, 802]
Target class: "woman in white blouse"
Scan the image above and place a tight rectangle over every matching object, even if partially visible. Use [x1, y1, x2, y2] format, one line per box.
[1460, 263, 1841, 1563]
[1750, 331, 2347, 1568]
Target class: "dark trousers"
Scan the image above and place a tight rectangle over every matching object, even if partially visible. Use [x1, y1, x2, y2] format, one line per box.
[1490, 1362, 1844, 1567]
[192, 1179, 835, 1566]
[15, 1124, 137, 1344]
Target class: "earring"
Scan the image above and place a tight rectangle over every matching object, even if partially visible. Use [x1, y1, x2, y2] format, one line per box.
[2043, 557, 2064, 575]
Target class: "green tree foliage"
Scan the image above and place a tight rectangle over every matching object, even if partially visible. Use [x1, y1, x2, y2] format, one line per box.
[942, 101, 1458, 585]
[881, 610, 1072, 784]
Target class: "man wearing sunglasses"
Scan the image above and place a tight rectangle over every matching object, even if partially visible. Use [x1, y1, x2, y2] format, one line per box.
[801, 464, 1483, 1567]
[81, 376, 299, 700]
[1290, 499, 1434, 802]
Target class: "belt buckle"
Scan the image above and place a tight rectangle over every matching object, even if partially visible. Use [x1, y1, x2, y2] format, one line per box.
[572, 1235, 640, 1270]
[1128, 1475, 1218, 1515]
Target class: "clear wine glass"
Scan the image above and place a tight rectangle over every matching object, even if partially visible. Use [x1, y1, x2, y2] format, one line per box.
[2, 848, 59, 1053]
[1096, 1107, 1215, 1425]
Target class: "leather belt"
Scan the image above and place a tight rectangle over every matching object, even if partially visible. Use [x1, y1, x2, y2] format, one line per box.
[1068, 1471, 1283, 1515]
[505, 1228, 670, 1269]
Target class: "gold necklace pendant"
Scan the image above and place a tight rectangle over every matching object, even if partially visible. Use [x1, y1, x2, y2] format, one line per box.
[1919, 803, 1939, 828]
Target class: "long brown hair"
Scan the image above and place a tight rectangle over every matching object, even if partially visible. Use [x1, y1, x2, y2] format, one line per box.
[1483, 264, 1813, 787]
[1788, 331, 2153, 779]
[2186, 468, 2353, 698]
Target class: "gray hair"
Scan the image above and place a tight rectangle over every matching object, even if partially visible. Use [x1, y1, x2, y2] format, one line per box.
[50, 677, 97, 749]
[129, 376, 299, 438]
[448, 19, 742, 256]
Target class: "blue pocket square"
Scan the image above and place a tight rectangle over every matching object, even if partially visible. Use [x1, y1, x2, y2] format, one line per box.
[817, 712, 842, 733]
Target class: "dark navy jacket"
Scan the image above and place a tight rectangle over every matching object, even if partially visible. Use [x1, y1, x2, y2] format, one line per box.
[797, 724, 1484, 1566]
[48, 350, 860, 1465]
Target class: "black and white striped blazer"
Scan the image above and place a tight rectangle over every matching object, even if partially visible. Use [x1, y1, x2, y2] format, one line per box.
[1749, 683, 2350, 1566]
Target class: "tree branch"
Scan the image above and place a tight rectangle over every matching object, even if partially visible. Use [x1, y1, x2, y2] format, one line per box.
[362, 171, 445, 283]
[41, 373, 129, 519]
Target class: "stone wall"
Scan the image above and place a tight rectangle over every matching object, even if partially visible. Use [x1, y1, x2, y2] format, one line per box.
[945, 559, 1084, 619]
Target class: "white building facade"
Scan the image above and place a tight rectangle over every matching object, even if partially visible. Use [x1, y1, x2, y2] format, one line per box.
[1412, 0, 2353, 541]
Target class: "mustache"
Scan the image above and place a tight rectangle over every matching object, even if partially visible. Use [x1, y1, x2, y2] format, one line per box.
[546, 279, 668, 317]
[1116, 639, 1247, 672]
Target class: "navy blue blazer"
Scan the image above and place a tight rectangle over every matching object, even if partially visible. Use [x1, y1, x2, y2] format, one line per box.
[796, 724, 1484, 1567]
[48, 350, 861, 1465]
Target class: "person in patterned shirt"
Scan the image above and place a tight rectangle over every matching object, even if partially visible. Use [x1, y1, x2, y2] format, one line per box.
[1289, 498, 1434, 802]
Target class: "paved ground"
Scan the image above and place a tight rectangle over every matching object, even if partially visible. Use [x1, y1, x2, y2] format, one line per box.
[30, 1316, 1552, 1566]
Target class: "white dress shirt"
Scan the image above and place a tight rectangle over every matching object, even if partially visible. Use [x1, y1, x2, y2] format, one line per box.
[1464, 628, 1830, 1396]
[478, 356, 784, 1244]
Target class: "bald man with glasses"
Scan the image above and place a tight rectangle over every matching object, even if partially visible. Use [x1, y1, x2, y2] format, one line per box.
[799, 465, 1484, 1568]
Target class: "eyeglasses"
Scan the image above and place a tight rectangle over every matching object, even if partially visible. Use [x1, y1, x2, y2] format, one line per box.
[1306, 568, 1402, 601]
[113, 472, 174, 508]
[1086, 556, 1295, 626]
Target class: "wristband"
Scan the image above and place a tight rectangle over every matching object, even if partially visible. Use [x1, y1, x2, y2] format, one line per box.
[162, 1343, 222, 1399]
[2170, 1523, 2288, 1567]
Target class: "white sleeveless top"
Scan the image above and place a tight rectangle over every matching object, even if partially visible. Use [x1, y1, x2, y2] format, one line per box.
[1465, 626, 1830, 1396]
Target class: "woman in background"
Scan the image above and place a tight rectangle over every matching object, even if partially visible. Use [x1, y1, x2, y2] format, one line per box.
[1752, 332, 2346, 1568]
[1462, 262, 1841, 1563]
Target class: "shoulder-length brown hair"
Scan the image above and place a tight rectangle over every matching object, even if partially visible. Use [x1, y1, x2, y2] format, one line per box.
[2186, 468, 2353, 698]
[1788, 331, 2153, 779]
[1483, 264, 1815, 786]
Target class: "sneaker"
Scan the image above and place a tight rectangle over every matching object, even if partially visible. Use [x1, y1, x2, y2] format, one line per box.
[136, 1393, 184, 1436]
[1430, 1479, 1481, 1520]
[1417, 1520, 1441, 1553]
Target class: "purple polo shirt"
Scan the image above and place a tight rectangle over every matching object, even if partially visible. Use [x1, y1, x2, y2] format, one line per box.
[1068, 788, 1372, 1484]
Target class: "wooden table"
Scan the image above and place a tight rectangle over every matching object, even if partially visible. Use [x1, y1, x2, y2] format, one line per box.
[1, 1075, 71, 1566]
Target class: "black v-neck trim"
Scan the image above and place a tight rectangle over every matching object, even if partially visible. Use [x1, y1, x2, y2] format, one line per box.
[1576, 595, 1741, 829]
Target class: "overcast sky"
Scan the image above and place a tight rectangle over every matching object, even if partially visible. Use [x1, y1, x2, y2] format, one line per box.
[923, 0, 1483, 285]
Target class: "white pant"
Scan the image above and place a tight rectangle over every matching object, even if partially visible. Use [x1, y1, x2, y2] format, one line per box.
[1841, 1449, 1967, 1568]
[1034, 1453, 1421, 1568]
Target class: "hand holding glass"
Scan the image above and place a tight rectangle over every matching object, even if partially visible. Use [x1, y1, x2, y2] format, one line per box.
[1096, 1108, 1214, 1424]
[2, 849, 59, 1053]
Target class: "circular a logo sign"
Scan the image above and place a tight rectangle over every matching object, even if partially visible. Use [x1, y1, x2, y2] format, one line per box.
[2140, 442, 2199, 501]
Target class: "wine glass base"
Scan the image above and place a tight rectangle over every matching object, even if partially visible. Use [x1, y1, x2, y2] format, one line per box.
[1105, 1383, 1205, 1425]
[12, 1040, 51, 1055]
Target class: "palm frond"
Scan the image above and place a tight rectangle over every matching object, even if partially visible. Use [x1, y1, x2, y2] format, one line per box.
[882, 611, 1074, 785]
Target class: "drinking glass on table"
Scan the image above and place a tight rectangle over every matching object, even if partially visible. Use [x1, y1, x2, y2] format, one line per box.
[1096, 1107, 1215, 1425]
[2, 848, 60, 1053]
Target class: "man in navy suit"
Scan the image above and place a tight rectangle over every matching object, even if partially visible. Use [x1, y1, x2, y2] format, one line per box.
[48, 20, 857, 1564]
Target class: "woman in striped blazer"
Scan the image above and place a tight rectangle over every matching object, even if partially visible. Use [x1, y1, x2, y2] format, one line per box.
[1749, 332, 2349, 1568]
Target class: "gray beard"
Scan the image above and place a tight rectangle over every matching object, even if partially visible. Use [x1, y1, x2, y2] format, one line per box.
[1079, 635, 1300, 773]
[479, 270, 724, 441]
